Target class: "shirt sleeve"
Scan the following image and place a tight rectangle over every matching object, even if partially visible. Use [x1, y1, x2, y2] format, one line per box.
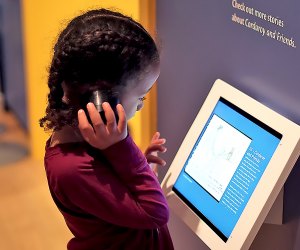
[56, 135, 170, 229]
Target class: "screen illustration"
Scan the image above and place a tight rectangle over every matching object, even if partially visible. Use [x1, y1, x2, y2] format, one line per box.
[185, 114, 251, 201]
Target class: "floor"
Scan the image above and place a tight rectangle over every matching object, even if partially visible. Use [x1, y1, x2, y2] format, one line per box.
[0, 105, 72, 249]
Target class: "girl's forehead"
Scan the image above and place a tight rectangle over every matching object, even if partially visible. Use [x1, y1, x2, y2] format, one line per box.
[123, 65, 160, 95]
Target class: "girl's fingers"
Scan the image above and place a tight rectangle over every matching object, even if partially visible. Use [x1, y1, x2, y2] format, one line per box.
[86, 102, 107, 137]
[116, 104, 127, 132]
[78, 109, 93, 132]
[87, 103, 104, 127]
[151, 132, 160, 142]
[145, 144, 167, 155]
[146, 154, 166, 166]
[151, 132, 166, 146]
[78, 109, 89, 128]
[78, 109, 95, 143]
[102, 102, 117, 132]
[153, 138, 166, 145]
[78, 103, 128, 150]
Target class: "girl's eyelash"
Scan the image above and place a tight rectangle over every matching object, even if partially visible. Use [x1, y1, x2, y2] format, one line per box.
[139, 97, 146, 101]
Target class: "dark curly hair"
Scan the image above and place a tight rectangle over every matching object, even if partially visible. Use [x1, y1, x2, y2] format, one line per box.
[39, 8, 160, 131]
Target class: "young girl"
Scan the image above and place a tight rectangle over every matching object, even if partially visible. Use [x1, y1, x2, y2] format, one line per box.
[40, 8, 174, 250]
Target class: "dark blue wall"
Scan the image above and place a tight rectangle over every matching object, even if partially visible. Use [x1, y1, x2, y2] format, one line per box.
[157, 1, 300, 249]
[0, 0, 27, 129]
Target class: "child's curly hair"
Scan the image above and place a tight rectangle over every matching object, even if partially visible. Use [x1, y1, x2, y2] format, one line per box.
[39, 9, 160, 131]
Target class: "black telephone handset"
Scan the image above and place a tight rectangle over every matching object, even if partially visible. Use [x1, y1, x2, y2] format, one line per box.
[89, 90, 120, 124]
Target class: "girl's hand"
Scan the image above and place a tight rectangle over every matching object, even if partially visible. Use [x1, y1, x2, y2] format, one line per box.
[144, 132, 167, 175]
[78, 102, 127, 150]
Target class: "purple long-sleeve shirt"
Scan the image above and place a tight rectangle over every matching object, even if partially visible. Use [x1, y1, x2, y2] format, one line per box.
[44, 135, 174, 250]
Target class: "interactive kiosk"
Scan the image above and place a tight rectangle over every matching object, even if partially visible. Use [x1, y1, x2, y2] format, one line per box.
[162, 79, 300, 250]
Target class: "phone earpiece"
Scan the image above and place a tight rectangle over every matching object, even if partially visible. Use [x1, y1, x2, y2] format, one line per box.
[89, 90, 120, 124]
[90, 90, 104, 113]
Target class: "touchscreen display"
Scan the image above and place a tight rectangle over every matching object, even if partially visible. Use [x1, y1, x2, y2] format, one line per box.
[173, 97, 282, 241]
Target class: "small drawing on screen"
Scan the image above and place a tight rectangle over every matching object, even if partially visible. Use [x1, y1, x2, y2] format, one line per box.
[185, 115, 252, 201]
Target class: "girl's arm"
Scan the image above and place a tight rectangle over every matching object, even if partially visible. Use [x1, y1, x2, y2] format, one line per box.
[61, 102, 170, 229]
